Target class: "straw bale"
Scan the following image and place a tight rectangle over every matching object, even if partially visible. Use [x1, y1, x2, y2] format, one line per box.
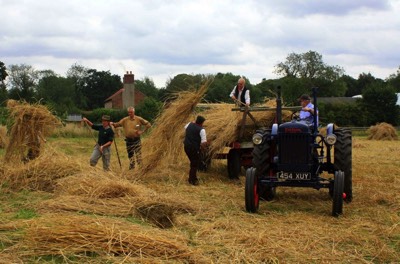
[38, 195, 135, 217]
[367, 122, 398, 140]
[0, 126, 8, 149]
[55, 172, 147, 198]
[139, 82, 210, 175]
[0, 150, 80, 192]
[200, 99, 293, 158]
[39, 173, 196, 227]
[4, 100, 61, 162]
[38, 194, 195, 228]
[136, 202, 177, 228]
[201, 104, 242, 156]
[11, 213, 206, 263]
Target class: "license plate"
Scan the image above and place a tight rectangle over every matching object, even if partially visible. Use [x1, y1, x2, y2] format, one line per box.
[277, 171, 311, 180]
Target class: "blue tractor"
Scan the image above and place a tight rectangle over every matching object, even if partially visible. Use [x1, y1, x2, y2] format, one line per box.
[245, 87, 352, 217]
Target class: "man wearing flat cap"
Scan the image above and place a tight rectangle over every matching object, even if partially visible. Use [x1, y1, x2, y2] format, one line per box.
[298, 94, 318, 126]
[82, 115, 114, 171]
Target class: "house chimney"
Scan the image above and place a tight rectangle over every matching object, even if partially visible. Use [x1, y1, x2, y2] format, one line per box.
[122, 71, 135, 108]
[123, 71, 135, 84]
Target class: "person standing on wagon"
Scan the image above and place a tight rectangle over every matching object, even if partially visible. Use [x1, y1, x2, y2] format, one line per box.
[229, 77, 250, 107]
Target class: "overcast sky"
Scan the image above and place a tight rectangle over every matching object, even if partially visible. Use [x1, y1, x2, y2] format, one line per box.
[1, 0, 399, 87]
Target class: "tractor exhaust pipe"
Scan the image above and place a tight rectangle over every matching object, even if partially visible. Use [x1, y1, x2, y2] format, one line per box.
[312, 87, 318, 134]
[276, 86, 282, 125]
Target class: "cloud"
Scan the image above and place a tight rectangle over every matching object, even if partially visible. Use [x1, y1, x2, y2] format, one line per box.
[1, 0, 399, 87]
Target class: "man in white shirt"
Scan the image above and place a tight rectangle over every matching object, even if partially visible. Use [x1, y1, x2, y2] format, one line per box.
[230, 77, 250, 106]
[183, 116, 207, 185]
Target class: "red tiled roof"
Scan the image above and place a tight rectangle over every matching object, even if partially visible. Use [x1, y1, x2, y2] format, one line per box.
[105, 88, 124, 102]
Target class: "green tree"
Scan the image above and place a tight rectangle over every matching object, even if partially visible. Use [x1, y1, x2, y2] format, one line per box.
[165, 73, 207, 93]
[135, 77, 159, 99]
[361, 83, 399, 125]
[0, 61, 8, 85]
[36, 75, 78, 115]
[204, 73, 264, 104]
[356, 73, 384, 95]
[205, 72, 240, 103]
[257, 77, 311, 105]
[274, 51, 346, 99]
[314, 78, 347, 97]
[67, 63, 90, 109]
[0, 61, 8, 105]
[7, 64, 39, 102]
[387, 66, 400, 92]
[76, 69, 122, 110]
[135, 97, 163, 122]
[274, 51, 344, 80]
[341, 75, 359, 97]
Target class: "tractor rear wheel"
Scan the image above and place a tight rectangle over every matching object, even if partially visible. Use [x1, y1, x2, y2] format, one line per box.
[245, 167, 259, 213]
[334, 128, 352, 203]
[332, 170, 344, 217]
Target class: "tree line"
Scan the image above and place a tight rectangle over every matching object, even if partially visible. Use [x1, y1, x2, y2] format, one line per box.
[1, 50, 399, 126]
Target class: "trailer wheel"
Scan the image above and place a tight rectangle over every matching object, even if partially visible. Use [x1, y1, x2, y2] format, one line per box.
[245, 167, 259, 213]
[227, 149, 241, 179]
[334, 128, 352, 203]
[332, 170, 344, 217]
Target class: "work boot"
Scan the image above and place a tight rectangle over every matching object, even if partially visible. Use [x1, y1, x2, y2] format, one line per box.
[188, 178, 199, 186]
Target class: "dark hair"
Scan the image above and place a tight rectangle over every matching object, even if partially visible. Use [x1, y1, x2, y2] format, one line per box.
[196, 115, 206, 124]
[299, 94, 311, 101]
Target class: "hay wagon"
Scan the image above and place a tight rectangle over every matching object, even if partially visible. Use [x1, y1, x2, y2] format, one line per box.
[211, 105, 301, 179]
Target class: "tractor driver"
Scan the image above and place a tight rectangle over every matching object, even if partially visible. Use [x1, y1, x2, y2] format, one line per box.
[299, 94, 318, 126]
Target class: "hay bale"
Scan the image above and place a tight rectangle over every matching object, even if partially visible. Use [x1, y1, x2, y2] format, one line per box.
[136, 202, 176, 228]
[55, 172, 145, 198]
[38, 195, 136, 217]
[0, 126, 8, 149]
[367, 123, 398, 141]
[0, 150, 80, 192]
[38, 173, 196, 228]
[12, 214, 206, 263]
[4, 100, 61, 162]
[201, 99, 293, 158]
[139, 82, 210, 175]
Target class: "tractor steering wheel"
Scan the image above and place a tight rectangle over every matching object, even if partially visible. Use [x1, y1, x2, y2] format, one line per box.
[291, 111, 301, 121]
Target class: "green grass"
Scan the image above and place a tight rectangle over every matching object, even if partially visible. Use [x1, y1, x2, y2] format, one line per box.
[14, 208, 37, 219]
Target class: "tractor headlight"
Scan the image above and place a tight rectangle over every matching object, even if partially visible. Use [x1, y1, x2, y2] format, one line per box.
[252, 133, 263, 145]
[325, 134, 337, 145]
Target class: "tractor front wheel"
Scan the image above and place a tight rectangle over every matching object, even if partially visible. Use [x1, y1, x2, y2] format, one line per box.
[334, 128, 353, 203]
[245, 167, 259, 213]
[332, 170, 344, 217]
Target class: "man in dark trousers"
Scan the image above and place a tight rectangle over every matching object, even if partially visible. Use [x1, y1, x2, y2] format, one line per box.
[184, 115, 207, 185]
[111, 106, 151, 170]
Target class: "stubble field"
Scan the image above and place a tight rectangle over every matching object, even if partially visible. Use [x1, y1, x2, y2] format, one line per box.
[0, 131, 398, 263]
